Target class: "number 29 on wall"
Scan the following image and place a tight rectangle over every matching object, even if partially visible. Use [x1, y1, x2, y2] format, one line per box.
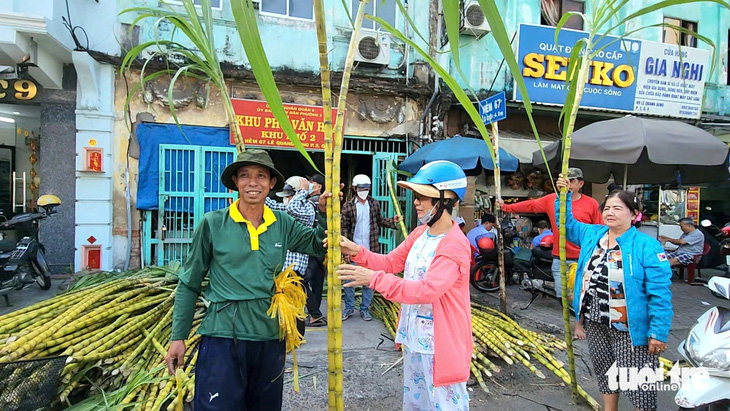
[0, 79, 38, 101]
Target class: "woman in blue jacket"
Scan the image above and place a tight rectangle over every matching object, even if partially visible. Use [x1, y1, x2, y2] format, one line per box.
[555, 176, 672, 411]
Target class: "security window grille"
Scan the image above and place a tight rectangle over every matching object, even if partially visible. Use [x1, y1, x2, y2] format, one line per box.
[261, 0, 313, 20]
[353, 0, 397, 31]
[663, 17, 698, 48]
[541, 0, 584, 31]
[167, 0, 222, 9]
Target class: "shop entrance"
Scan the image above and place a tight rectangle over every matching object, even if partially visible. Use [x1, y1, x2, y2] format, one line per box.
[142, 135, 409, 266]
[0, 103, 40, 217]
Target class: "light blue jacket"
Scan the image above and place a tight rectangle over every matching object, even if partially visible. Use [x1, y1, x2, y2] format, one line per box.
[556, 193, 673, 345]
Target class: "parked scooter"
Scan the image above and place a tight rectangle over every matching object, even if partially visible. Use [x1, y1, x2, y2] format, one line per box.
[512, 236, 561, 309]
[469, 226, 517, 293]
[674, 276, 730, 410]
[0, 195, 60, 306]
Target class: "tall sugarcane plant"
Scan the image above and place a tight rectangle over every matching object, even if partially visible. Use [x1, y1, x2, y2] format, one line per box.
[314, 1, 369, 409]
[120, 0, 317, 169]
[550, 0, 722, 400]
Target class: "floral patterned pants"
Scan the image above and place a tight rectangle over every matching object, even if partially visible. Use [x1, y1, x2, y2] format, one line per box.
[402, 348, 469, 411]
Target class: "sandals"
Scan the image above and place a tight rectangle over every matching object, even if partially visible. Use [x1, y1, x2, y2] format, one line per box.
[307, 316, 328, 327]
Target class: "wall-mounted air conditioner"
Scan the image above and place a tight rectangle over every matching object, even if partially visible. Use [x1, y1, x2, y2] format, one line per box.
[461, 1, 490, 36]
[354, 30, 391, 66]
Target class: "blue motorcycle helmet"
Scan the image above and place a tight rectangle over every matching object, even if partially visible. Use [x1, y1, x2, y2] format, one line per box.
[398, 160, 467, 226]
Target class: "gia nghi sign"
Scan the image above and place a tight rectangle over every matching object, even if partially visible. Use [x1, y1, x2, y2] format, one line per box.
[514, 24, 709, 119]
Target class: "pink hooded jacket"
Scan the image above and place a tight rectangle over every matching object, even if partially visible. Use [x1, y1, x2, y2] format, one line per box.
[353, 221, 473, 387]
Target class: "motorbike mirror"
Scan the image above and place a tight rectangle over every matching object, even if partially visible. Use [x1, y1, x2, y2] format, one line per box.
[707, 276, 730, 300]
[700, 219, 712, 227]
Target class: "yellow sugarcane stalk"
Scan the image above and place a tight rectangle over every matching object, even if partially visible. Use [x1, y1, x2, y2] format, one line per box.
[558, 51, 591, 403]
[313, 0, 338, 407]
[491, 121, 508, 313]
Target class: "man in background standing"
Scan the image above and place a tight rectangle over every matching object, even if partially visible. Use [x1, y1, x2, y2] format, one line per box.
[498, 168, 601, 340]
[266, 179, 317, 332]
[341, 174, 400, 321]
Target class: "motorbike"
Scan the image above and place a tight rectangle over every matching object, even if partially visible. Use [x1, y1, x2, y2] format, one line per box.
[698, 219, 730, 271]
[512, 237, 562, 310]
[0, 194, 60, 306]
[675, 276, 730, 410]
[469, 226, 517, 293]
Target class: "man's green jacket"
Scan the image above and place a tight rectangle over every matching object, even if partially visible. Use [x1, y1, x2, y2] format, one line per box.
[171, 200, 326, 341]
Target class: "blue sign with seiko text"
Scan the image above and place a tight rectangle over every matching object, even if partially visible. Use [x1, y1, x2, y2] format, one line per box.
[514, 24, 709, 119]
[479, 91, 507, 124]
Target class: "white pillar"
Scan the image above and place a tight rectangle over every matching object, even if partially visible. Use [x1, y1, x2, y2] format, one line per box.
[73, 51, 115, 271]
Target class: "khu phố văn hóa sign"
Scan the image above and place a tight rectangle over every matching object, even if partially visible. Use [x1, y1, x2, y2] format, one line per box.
[514, 24, 710, 119]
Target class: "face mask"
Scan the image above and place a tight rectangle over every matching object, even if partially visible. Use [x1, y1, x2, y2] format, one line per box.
[357, 190, 369, 200]
[418, 203, 438, 225]
[283, 197, 291, 205]
[308, 185, 315, 195]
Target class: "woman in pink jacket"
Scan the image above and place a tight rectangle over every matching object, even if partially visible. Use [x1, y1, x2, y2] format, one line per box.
[337, 161, 473, 410]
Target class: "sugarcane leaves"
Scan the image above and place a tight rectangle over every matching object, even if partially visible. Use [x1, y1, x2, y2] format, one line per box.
[369, 16, 497, 166]
[393, 0, 427, 46]
[385, 160, 408, 239]
[555, 12, 591, 41]
[230, 0, 319, 171]
[473, 0, 552, 182]
[558, 38, 588, 142]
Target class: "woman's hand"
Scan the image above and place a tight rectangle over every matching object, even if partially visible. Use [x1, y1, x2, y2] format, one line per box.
[337, 264, 374, 287]
[647, 338, 666, 355]
[556, 174, 569, 191]
[322, 233, 361, 257]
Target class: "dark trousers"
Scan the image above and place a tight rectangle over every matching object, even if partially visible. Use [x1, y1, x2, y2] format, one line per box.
[194, 336, 285, 410]
[304, 256, 326, 318]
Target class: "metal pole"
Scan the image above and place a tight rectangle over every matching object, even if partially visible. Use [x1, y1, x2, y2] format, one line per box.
[492, 122, 507, 313]
[623, 164, 628, 189]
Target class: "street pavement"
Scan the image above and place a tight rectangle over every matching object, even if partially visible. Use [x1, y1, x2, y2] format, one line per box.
[3, 272, 728, 410]
[469, 268, 730, 411]
[0, 274, 69, 316]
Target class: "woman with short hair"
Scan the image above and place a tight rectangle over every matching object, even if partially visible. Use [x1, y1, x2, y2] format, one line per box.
[556, 175, 673, 411]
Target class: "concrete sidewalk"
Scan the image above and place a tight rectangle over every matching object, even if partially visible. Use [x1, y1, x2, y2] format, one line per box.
[471, 268, 730, 411]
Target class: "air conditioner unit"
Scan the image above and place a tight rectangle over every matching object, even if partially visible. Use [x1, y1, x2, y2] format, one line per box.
[460, 1, 490, 36]
[354, 30, 391, 66]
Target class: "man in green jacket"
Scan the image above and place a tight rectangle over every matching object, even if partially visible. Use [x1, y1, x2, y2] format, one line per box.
[164, 149, 327, 410]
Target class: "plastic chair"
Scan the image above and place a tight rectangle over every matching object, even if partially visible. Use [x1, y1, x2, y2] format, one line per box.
[678, 242, 711, 284]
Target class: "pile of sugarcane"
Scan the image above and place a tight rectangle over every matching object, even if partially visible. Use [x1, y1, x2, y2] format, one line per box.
[0, 265, 201, 410]
[370, 295, 602, 409]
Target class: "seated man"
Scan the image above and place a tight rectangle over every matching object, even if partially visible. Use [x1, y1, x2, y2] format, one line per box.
[467, 213, 498, 250]
[659, 218, 705, 267]
[531, 220, 552, 249]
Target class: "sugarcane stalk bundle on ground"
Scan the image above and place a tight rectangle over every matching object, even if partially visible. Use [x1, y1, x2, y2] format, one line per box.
[371, 294, 602, 409]
[0, 264, 203, 410]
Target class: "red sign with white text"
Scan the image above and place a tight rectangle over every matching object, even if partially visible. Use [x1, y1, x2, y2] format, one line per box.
[230, 99, 339, 151]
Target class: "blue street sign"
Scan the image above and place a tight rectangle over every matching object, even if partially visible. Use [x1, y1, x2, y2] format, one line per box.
[479, 91, 507, 124]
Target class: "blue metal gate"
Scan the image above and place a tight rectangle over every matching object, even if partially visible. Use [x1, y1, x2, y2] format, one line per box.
[372, 152, 402, 253]
[148, 144, 237, 266]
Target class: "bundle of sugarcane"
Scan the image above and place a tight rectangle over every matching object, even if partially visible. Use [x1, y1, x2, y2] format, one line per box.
[0, 264, 202, 410]
[370, 295, 601, 409]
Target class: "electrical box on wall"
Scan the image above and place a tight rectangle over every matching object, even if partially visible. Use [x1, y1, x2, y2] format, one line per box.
[82, 245, 102, 270]
[83, 147, 103, 172]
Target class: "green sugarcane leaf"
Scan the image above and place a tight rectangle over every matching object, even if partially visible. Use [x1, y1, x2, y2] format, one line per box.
[369, 16, 497, 166]
[394, 0, 427, 45]
[473, 0, 552, 182]
[230, 0, 320, 171]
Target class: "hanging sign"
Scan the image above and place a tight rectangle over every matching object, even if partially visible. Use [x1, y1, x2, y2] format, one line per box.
[514, 24, 710, 119]
[230, 99, 339, 151]
[685, 187, 700, 225]
[0, 79, 38, 101]
[479, 91, 507, 124]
